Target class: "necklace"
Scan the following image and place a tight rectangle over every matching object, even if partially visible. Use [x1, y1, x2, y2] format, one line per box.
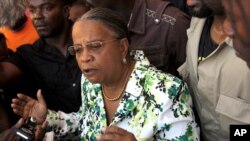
[102, 62, 133, 101]
[102, 85, 125, 101]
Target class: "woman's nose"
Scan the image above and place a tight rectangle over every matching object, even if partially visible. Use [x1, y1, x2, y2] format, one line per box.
[77, 48, 93, 63]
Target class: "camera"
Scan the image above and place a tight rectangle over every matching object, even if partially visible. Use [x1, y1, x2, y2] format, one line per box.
[15, 117, 37, 141]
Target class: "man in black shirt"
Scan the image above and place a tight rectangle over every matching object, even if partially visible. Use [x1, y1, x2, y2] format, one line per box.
[0, 0, 82, 123]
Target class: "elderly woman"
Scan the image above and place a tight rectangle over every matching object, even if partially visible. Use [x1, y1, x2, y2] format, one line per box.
[12, 8, 199, 140]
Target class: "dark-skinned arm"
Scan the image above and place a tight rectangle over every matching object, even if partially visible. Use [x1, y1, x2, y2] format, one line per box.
[0, 34, 22, 86]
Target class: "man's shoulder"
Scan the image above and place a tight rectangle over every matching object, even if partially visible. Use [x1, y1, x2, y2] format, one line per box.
[16, 39, 42, 51]
[146, 0, 190, 18]
[147, 0, 190, 27]
[164, 5, 190, 25]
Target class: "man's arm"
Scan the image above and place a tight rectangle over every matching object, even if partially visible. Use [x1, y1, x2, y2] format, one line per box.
[167, 10, 190, 77]
[0, 33, 22, 86]
[0, 95, 11, 132]
[0, 33, 9, 61]
[0, 62, 22, 86]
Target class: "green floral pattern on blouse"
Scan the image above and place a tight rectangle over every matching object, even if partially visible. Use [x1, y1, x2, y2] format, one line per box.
[47, 50, 199, 141]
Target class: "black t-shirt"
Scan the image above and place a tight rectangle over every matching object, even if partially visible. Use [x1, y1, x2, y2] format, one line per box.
[198, 16, 218, 63]
[6, 38, 82, 113]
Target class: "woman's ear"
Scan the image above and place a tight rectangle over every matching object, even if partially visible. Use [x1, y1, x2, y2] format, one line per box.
[119, 38, 129, 59]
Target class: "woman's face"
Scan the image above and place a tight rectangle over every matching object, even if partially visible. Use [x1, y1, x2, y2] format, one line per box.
[72, 20, 127, 84]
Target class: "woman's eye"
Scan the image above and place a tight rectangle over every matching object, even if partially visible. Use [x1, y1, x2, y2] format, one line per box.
[75, 46, 83, 52]
[88, 42, 102, 49]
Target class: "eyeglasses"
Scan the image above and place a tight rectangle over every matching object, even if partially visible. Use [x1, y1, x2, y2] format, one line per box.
[68, 39, 119, 55]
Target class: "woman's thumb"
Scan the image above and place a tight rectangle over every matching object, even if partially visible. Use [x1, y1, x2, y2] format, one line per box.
[37, 89, 46, 106]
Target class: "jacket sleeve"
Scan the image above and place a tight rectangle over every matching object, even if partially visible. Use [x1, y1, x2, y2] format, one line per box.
[47, 110, 81, 139]
[168, 11, 190, 77]
[156, 82, 200, 140]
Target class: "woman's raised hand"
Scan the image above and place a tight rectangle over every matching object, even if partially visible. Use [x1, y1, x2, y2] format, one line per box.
[11, 89, 48, 124]
[96, 126, 137, 141]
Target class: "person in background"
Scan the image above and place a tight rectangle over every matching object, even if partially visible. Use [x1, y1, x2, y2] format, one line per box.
[222, 0, 250, 68]
[68, 0, 90, 22]
[85, 0, 190, 77]
[0, 0, 39, 52]
[0, 34, 10, 61]
[0, 34, 12, 134]
[178, 0, 250, 140]
[0, 95, 11, 135]
[0, 0, 82, 126]
[0, 0, 39, 128]
[12, 8, 200, 141]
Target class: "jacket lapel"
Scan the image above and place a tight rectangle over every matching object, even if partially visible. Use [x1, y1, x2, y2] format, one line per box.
[187, 17, 206, 79]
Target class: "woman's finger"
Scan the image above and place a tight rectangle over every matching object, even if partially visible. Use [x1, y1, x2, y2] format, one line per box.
[11, 98, 25, 106]
[37, 89, 46, 106]
[11, 102, 31, 118]
[97, 126, 128, 141]
[104, 126, 128, 135]
[17, 93, 32, 101]
[97, 132, 120, 141]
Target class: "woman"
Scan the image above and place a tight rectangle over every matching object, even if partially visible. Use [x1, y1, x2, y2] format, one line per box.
[12, 8, 199, 140]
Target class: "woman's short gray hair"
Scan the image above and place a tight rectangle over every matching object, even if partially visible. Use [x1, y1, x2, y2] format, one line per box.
[0, 0, 29, 27]
[77, 8, 129, 40]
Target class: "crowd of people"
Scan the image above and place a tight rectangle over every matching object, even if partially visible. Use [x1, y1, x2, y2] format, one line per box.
[0, 0, 249, 140]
